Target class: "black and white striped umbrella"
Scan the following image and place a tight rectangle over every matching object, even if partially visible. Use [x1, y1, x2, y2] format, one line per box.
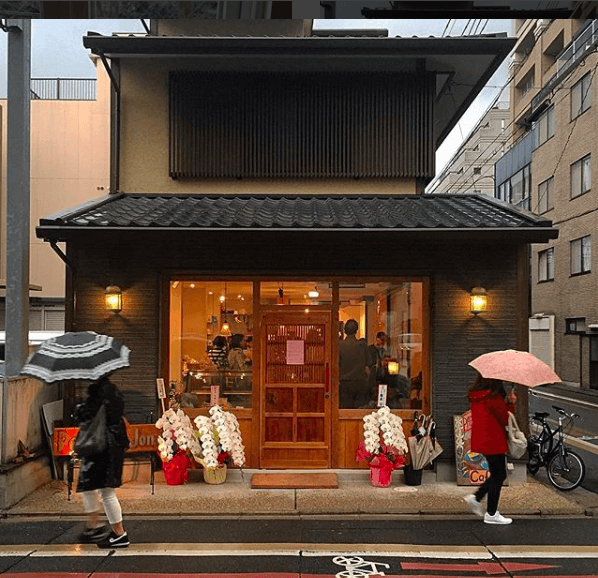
[21, 331, 130, 383]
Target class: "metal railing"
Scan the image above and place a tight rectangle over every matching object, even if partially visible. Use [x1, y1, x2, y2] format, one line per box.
[30, 78, 96, 101]
[532, 19, 598, 111]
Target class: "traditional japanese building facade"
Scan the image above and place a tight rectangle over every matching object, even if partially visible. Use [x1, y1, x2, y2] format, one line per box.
[37, 20, 557, 471]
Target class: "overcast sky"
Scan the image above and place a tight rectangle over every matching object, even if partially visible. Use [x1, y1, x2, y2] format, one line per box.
[0, 18, 512, 176]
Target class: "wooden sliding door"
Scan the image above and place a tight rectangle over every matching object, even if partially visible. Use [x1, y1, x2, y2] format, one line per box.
[260, 309, 332, 468]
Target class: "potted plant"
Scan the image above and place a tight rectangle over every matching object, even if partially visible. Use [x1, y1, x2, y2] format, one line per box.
[155, 408, 202, 485]
[355, 406, 408, 487]
[194, 404, 245, 484]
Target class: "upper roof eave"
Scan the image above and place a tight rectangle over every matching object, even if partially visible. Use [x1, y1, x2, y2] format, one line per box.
[83, 33, 515, 149]
[83, 33, 514, 59]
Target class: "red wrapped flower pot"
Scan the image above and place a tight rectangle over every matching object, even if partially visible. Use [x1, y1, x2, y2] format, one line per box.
[368, 454, 394, 487]
[163, 451, 190, 485]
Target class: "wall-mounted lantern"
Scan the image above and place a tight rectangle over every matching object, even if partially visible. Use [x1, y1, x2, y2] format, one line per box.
[470, 286, 488, 315]
[104, 285, 123, 313]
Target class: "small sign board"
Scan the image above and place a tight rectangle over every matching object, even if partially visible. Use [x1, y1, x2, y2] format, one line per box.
[53, 423, 159, 456]
[453, 410, 490, 486]
[210, 385, 220, 406]
[286, 339, 305, 365]
[156, 378, 166, 399]
[377, 384, 387, 407]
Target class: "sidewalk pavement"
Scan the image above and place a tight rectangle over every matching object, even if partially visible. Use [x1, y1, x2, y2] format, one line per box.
[4, 467, 598, 519]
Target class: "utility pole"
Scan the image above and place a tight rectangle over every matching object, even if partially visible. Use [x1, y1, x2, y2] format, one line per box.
[2, 18, 31, 463]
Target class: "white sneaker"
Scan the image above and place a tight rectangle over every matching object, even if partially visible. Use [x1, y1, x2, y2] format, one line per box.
[464, 494, 484, 517]
[484, 511, 512, 525]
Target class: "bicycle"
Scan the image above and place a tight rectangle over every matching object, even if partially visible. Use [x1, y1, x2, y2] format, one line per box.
[527, 404, 585, 491]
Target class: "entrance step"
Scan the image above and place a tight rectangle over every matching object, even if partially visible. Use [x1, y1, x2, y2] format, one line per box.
[251, 472, 338, 489]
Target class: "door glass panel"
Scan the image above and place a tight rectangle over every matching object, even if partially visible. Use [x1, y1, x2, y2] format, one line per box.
[297, 418, 325, 442]
[266, 388, 293, 412]
[265, 417, 293, 442]
[298, 388, 324, 413]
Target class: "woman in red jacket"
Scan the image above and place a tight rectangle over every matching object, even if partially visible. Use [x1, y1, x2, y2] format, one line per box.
[464, 374, 516, 525]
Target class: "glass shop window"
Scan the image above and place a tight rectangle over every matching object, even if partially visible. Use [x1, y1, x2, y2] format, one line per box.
[169, 281, 253, 409]
[338, 281, 425, 411]
[259, 281, 332, 305]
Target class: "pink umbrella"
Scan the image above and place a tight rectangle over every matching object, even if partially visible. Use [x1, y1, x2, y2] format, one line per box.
[468, 349, 561, 388]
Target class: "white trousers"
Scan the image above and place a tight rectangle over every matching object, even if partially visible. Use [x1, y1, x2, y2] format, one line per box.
[81, 488, 123, 525]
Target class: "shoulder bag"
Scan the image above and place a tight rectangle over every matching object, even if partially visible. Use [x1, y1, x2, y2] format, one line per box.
[74, 404, 107, 457]
[506, 411, 527, 459]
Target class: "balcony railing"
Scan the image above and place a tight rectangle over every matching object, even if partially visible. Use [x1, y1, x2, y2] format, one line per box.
[531, 19, 598, 111]
[30, 78, 96, 100]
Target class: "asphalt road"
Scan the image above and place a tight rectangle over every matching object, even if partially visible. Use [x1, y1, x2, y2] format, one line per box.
[1, 517, 598, 576]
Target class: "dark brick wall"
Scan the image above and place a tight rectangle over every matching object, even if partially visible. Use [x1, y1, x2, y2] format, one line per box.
[66, 231, 523, 458]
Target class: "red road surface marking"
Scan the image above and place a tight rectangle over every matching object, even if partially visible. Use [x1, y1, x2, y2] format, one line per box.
[402, 561, 557, 574]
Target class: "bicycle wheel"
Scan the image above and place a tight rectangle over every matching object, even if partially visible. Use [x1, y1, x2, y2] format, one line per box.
[547, 449, 585, 491]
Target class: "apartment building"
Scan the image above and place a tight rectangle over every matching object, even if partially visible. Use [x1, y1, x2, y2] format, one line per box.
[0, 56, 110, 336]
[497, 18, 598, 389]
[428, 99, 510, 196]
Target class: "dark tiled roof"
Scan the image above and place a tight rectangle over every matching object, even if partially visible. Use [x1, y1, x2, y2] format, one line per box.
[38, 193, 556, 237]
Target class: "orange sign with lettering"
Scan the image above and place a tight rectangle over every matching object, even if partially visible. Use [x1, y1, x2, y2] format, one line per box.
[52, 423, 159, 456]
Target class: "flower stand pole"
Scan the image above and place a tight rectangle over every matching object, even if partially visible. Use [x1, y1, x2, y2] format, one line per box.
[203, 463, 227, 485]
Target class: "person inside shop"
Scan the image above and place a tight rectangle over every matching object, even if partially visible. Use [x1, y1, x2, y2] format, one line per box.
[208, 335, 229, 369]
[339, 319, 372, 409]
[228, 333, 252, 371]
[367, 331, 390, 400]
[464, 373, 517, 525]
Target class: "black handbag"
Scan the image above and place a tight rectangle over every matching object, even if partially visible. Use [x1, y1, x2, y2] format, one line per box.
[74, 404, 107, 457]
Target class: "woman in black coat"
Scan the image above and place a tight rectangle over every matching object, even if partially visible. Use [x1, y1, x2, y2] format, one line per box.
[75, 375, 130, 548]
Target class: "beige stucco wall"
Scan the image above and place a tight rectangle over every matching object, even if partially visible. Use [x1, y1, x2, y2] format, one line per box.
[118, 58, 418, 195]
[0, 56, 110, 299]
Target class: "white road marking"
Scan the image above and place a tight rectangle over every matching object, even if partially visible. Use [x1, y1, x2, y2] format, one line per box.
[1, 543, 598, 558]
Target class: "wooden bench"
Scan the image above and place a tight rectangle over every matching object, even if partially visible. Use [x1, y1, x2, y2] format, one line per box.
[52, 423, 160, 500]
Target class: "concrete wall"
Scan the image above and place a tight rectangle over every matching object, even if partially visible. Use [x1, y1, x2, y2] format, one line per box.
[0, 376, 58, 509]
[3, 376, 60, 460]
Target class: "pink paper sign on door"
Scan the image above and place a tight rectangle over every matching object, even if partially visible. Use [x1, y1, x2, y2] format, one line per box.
[286, 340, 305, 365]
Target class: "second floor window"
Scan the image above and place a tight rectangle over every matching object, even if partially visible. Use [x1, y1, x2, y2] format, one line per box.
[538, 176, 554, 213]
[571, 154, 591, 199]
[571, 72, 592, 119]
[570, 235, 592, 276]
[535, 105, 555, 147]
[538, 247, 555, 282]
